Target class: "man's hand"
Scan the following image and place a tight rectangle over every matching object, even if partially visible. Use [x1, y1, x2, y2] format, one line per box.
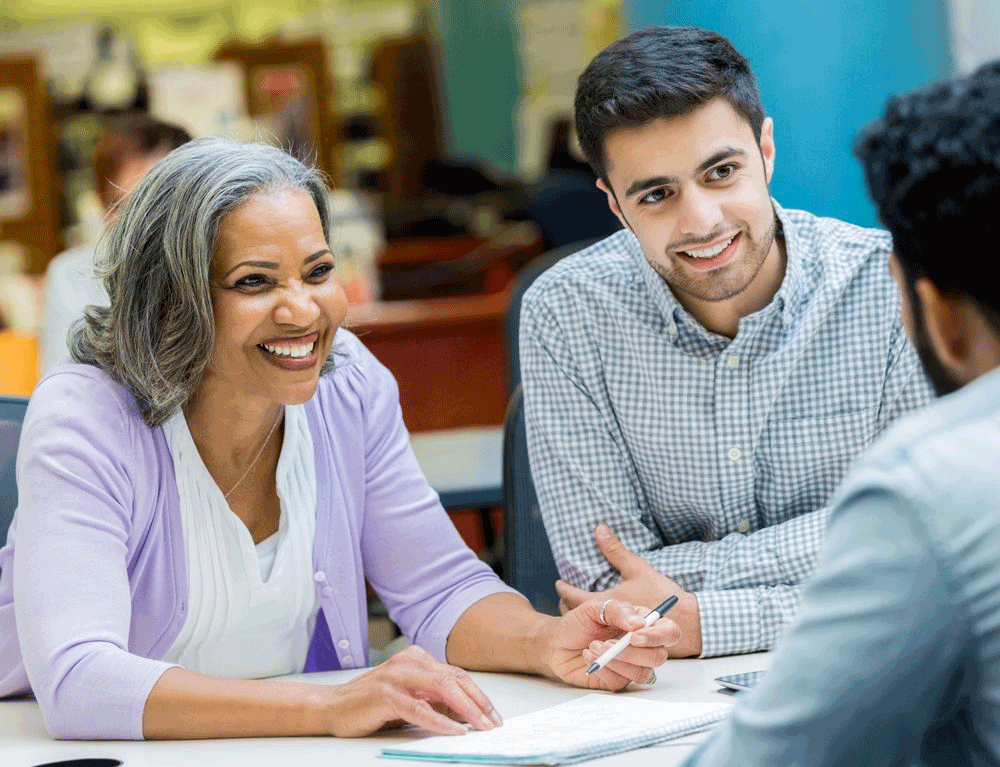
[542, 598, 681, 691]
[555, 524, 703, 657]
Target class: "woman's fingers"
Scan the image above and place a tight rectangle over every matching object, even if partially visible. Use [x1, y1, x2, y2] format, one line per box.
[389, 693, 468, 735]
[586, 636, 672, 669]
[582, 647, 658, 685]
[383, 647, 501, 731]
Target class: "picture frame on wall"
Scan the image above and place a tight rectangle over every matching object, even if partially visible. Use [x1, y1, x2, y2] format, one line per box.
[214, 37, 337, 179]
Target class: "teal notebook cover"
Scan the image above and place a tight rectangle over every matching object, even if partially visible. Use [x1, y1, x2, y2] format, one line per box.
[380, 693, 731, 766]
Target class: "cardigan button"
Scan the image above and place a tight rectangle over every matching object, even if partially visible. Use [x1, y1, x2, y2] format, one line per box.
[338, 639, 350, 650]
[313, 571, 327, 583]
[322, 586, 334, 598]
[341, 656, 353, 667]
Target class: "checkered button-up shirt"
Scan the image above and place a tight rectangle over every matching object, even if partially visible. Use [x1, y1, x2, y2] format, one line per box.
[519, 203, 934, 657]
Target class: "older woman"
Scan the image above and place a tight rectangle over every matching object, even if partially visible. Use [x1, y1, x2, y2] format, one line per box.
[0, 139, 679, 740]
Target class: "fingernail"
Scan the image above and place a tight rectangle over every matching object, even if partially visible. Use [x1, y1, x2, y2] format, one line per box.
[632, 634, 647, 645]
[595, 524, 610, 539]
[491, 709, 503, 726]
[480, 714, 494, 729]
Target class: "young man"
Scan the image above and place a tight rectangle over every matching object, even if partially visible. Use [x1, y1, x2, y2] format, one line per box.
[682, 61, 1000, 765]
[519, 26, 933, 659]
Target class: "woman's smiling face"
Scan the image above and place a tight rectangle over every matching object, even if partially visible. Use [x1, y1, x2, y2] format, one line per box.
[201, 186, 348, 407]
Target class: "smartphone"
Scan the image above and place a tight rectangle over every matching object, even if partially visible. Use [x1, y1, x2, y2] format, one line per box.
[714, 670, 765, 691]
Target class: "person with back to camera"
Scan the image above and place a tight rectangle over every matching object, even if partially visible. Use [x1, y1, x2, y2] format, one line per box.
[521, 26, 935, 659]
[40, 114, 191, 374]
[682, 60, 1000, 765]
[0, 138, 680, 740]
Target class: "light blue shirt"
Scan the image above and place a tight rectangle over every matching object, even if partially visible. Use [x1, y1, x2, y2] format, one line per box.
[684, 365, 1000, 766]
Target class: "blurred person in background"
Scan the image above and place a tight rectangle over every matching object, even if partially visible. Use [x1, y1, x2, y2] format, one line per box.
[40, 114, 190, 374]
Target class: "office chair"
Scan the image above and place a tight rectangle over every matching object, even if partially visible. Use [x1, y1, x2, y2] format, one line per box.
[502, 385, 560, 615]
[0, 394, 28, 549]
[504, 237, 600, 397]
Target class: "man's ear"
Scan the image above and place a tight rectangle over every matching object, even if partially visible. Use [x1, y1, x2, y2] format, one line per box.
[596, 178, 629, 230]
[914, 277, 974, 385]
[759, 117, 776, 184]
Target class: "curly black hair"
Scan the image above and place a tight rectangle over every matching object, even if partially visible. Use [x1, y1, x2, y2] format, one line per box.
[856, 61, 1000, 330]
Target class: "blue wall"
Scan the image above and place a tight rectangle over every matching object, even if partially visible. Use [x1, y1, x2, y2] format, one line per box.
[626, 0, 953, 227]
[436, 0, 520, 174]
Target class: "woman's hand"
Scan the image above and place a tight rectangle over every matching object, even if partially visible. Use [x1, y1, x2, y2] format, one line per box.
[542, 598, 681, 691]
[322, 645, 503, 737]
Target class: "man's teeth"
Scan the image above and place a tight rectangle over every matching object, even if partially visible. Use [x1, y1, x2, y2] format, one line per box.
[260, 341, 315, 358]
[681, 235, 736, 259]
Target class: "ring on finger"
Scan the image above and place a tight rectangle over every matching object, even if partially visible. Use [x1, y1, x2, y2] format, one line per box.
[599, 599, 614, 626]
[644, 669, 657, 685]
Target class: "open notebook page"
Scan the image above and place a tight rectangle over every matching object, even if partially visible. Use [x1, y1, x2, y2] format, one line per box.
[380, 693, 732, 765]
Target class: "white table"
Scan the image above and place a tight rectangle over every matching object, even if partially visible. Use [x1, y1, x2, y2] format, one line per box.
[0, 653, 769, 767]
[410, 427, 504, 510]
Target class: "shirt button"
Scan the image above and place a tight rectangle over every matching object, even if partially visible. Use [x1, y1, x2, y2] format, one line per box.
[737, 519, 750, 533]
[726, 354, 740, 369]
[667, 324, 678, 338]
[782, 312, 792, 325]
[322, 586, 334, 597]
[338, 639, 350, 650]
[313, 571, 326, 583]
[728, 447, 743, 461]
[341, 656, 353, 667]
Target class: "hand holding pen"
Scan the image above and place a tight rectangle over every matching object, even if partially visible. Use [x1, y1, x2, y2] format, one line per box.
[586, 596, 678, 675]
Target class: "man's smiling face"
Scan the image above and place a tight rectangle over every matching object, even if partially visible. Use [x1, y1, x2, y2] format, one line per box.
[598, 98, 783, 325]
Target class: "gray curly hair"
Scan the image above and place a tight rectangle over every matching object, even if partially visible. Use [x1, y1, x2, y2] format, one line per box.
[70, 137, 334, 426]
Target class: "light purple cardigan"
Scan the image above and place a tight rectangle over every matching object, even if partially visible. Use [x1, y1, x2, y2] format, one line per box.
[0, 330, 515, 739]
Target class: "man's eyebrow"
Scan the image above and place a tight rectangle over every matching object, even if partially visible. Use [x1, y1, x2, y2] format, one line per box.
[623, 147, 747, 198]
[222, 249, 331, 278]
[625, 175, 678, 198]
[696, 147, 746, 174]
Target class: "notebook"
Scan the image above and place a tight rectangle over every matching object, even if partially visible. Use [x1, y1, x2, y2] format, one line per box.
[379, 693, 732, 765]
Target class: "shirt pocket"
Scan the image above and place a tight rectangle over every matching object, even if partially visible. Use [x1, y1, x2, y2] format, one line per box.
[755, 406, 878, 522]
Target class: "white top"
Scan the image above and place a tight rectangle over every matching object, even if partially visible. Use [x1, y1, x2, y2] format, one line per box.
[160, 405, 319, 678]
[40, 244, 107, 375]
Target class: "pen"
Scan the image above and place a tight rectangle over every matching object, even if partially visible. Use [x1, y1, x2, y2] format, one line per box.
[586, 595, 678, 675]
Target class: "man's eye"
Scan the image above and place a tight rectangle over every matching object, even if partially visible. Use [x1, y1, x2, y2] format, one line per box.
[710, 163, 736, 180]
[639, 188, 670, 204]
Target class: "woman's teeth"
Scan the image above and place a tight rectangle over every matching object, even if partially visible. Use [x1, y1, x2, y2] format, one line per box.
[260, 341, 315, 358]
[681, 234, 736, 259]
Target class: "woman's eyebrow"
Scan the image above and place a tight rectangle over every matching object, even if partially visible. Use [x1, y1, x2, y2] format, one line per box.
[222, 249, 331, 278]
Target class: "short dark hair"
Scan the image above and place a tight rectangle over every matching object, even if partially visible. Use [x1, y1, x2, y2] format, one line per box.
[574, 26, 765, 183]
[856, 61, 1000, 334]
[93, 114, 191, 209]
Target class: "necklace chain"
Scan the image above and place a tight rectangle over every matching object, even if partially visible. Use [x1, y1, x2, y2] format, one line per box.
[223, 410, 282, 500]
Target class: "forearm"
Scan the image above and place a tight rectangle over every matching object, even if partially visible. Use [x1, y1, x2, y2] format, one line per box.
[143, 666, 330, 739]
[445, 593, 557, 678]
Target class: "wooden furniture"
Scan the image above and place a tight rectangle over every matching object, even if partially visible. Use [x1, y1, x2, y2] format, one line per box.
[0, 54, 60, 275]
[377, 222, 543, 301]
[0, 653, 770, 766]
[367, 32, 443, 200]
[347, 291, 510, 433]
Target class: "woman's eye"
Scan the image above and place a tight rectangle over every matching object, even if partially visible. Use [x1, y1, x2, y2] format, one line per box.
[307, 262, 334, 281]
[235, 274, 269, 289]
